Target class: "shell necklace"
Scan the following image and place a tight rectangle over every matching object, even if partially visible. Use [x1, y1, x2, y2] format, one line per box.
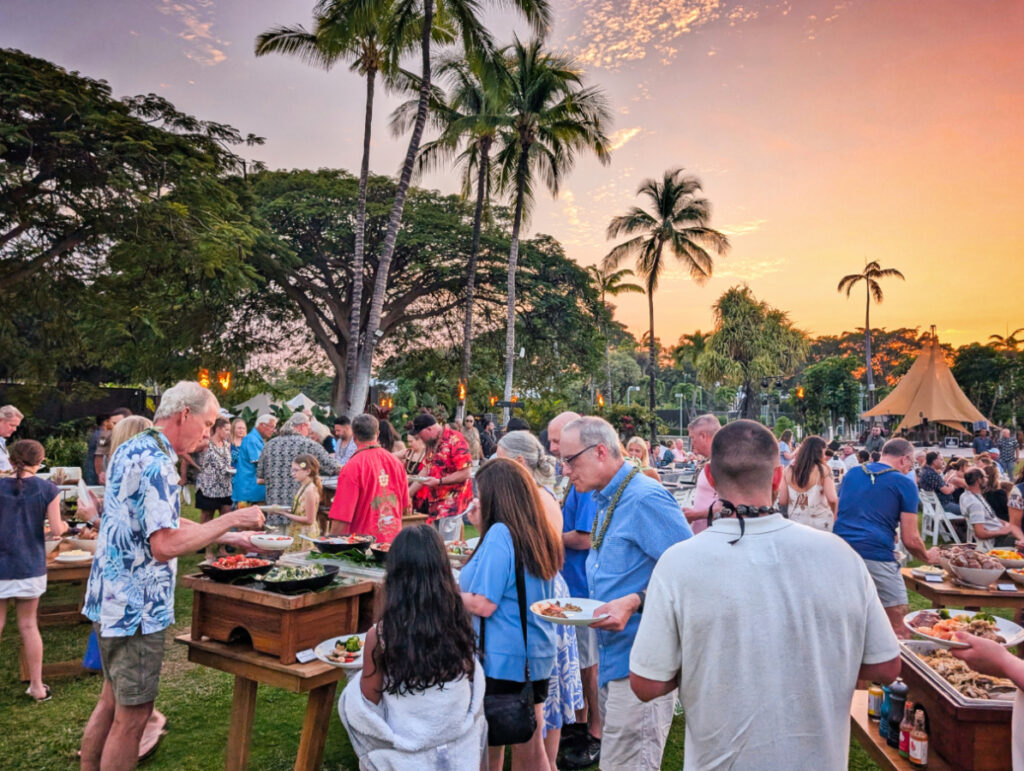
[591, 466, 639, 550]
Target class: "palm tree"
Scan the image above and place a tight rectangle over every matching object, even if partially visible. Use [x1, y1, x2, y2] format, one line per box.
[603, 168, 730, 444]
[586, 265, 643, 400]
[349, 0, 550, 417]
[256, 0, 424, 414]
[493, 38, 611, 424]
[392, 51, 509, 419]
[837, 260, 905, 408]
[990, 328, 1024, 352]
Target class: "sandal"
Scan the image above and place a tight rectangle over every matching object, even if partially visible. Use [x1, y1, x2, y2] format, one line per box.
[25, 685, 52, 703]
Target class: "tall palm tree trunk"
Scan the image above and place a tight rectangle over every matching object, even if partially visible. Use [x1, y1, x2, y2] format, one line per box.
[344, 66, 377, 416]
[350, 0, 434, 414]
[864, 286, 875, 408]
[647, 280, 658, 446]
[502, 149, 529, 426]
[601, 285, 612, 400]
[458, 140, 490, 421]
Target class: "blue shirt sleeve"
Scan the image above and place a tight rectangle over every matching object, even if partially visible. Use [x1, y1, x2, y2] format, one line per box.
[463, 523, 514, 605]
[634, 484, 692, 560]
[896, 475, 919, 515]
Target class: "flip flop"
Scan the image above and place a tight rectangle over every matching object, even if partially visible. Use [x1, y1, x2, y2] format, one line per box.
[25, 685, 52, 702]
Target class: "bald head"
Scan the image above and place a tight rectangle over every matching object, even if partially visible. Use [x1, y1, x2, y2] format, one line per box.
[709, 420, 779, 504]
[547, 411, 581, 455]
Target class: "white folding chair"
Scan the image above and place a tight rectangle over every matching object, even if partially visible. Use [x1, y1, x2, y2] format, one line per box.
[920, 490, 963, 545]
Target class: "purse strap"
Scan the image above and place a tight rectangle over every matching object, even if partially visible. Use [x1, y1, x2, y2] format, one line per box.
[479, 538, 531, 682]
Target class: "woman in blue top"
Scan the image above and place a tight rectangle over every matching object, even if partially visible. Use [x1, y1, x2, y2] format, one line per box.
[0, 440, 67, 701]
[779, 429, 796, 467]
[460, 458, 562, 770]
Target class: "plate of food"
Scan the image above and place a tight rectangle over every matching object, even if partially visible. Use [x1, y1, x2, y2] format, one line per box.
[306, 534, 375, 554]
[409, 475, 434, 485]
[315, 633, 367, 670]
[199, 555, 273, 582]
[54, 549, 94, 563]
[530, 598, 608, 627]
[905, 609, 1024, 649]
[369, 542, 391, 564]
[988, 549, 1024, 569]
[259, 563, 339, 593]
[258, 504, 291, 515]
[249, 533, 294, 551]
[911, 565, 945, 579]
[1007, 568, 1024, 586]
[446, 540, 474, 565]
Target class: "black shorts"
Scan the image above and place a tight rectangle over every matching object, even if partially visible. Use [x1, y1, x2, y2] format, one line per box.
[485, 677, 550, 705]
[195, 491, 233, 511]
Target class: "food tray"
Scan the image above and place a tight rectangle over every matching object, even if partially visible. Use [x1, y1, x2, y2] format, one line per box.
[258, 564, 340, 593]
[310, 535, 374, 554]
[900, 640, 1016, 707]
[198, 560, 273, 583]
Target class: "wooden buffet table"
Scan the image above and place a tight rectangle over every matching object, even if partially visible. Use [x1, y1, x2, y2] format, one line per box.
[176, 634, 346, 771]
[19, 558, 95, 681]
[850, 690, 951, 771]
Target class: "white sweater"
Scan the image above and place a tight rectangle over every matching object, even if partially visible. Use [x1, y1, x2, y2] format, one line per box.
[339, 659, 486, 770]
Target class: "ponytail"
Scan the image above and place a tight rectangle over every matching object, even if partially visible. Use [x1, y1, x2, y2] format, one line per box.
[9, 439, 44, 493]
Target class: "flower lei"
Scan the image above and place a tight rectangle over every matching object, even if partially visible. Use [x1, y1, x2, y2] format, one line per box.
[591, 466, 640, 550]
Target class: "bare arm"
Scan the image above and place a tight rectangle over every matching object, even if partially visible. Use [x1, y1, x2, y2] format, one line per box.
[359, 626, 384, 705]
[629, 671, 678, 703]
[46, 496, 68, 537]
[283, 488, 318, 526]
[460, 592, 497, 618]
[821, 469, 838, 514]
[858, 655, 901, 684]
[777, 473, 790, 508]
[563, 530, 592, 550]
[900, 511, 939, 564]
[150, 507, 264, 562]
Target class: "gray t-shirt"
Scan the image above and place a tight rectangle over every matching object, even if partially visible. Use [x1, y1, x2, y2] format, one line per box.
[630, 514, 898, 771]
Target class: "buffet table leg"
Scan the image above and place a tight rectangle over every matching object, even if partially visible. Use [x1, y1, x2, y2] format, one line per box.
[294, 682, 338, 771]
[226, 676, 258, 771]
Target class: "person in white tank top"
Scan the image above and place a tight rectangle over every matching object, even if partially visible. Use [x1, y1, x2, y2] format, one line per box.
[777, 436, 839, 531]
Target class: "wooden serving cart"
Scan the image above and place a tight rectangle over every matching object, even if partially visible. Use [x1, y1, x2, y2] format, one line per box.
[183, 574, 373, 664]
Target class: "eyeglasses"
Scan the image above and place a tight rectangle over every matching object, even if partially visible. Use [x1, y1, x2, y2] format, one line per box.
[560, 444, 599, 468]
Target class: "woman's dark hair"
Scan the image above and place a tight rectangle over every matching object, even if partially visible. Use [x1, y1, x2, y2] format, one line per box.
[213, 417, 229, 432]
[791, 435, 827, 488]
[964, 468, 985, 487]
[10, 439, 44, 490]
[870, 451, 881, 462]
[378, 419, 399, 452]
[472, 458, 563, 580]
[779, 429, 793, 445]
[857, 450, 870, 463]
[982, 464, 999, 492]
[925, 451, 940, 466]
[375, 526, 476, 695]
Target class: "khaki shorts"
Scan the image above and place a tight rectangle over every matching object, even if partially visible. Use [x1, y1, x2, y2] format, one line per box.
[94, 624, 166, 706]
[598, 677, 674, 770]
[863, 559, 908, 608]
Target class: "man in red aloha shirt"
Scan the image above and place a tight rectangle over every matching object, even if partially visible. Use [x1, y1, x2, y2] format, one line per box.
[328, 414, 410, 544]
[409, 413, 473, 539]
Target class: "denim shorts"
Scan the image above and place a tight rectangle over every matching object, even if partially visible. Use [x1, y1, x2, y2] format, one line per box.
[95, 624, 166, 706]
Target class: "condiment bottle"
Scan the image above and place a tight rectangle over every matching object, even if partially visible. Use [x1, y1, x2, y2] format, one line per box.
[879, 683, 893, 740]
[867, 683, 883, 721]
[909, 709, 928, 767]
[898, 699, 915, 758]
[886, 679, 909, 748]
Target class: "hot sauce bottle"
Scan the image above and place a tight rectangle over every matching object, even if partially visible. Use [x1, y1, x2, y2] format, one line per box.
[898, 700, 915, 758]
[909, 709, 929, 767]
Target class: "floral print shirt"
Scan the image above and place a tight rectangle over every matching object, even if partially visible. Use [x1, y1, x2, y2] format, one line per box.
[194, 440, 233, 498]
[84, 429, 180, 637]
[424, 427, 473, 521]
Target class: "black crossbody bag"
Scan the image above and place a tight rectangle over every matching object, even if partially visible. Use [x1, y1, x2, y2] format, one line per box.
[479, 548, 536, 746]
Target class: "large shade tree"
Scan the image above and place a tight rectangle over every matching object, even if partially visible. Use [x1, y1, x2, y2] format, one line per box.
[837, 260, 905, 408]
[349, 0, 551, 418]
[494, 38, 611, 423]
[603, 168, 730, 442]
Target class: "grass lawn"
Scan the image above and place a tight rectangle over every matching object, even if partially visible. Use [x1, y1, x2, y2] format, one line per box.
[0, 510, 1012, 769]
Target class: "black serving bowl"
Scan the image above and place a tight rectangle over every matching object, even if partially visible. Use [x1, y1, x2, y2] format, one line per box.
[369, 544, 391, 564]
[260, 564, 339, 593]
[198, 560, 273, 583]
[312, 535, 374, 555]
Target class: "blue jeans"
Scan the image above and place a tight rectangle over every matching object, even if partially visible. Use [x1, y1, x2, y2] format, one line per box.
[942, 502, 961, 516]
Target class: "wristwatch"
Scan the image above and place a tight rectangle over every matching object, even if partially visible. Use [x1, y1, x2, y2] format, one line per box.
[636, 590, 646, 613]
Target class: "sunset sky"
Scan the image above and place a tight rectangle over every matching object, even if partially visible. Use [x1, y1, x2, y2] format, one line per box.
[3, 0, 1022, 347]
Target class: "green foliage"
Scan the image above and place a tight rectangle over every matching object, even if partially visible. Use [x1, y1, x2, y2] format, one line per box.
[801, 356, 860, 433]
[697, 286, 808, 420]
[43, 435, 88, 468]
[772, 416, 794, 437]
[594, 403, 661, 439]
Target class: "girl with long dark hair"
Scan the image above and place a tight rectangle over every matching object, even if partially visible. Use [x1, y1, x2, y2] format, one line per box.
[339, 525, 485, 768]
[0, 440, 67, 701]
[460, 458, 562, 770]
[778, 435, 838, 531]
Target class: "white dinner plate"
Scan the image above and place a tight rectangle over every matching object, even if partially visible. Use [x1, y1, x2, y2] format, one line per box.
[54, 552, 94, 563]
[530, 597, 608, 627]
[904, 609, 1024, 649]
[315, 633, 368, 670]
[249, 533, 294, 551]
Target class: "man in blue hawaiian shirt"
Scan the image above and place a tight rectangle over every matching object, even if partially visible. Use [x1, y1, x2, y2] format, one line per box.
[557, 416, 692, 771]
[232, 413, 277, 505]
[80, 382, 265, 770]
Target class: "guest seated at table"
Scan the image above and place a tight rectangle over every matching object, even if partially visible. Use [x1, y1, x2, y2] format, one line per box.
[339, 526, 485, 770]
[625, 437, 661, 482]
[0, 439, 67, 702]
[961, 468, 1019, 547]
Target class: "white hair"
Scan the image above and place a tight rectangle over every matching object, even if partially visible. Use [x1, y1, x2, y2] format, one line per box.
[688, 413, 719, 434]
[0, 405, 24, 420]
[153, 381, 217, 421]
[285, 412, 310, 428]
[255, 413, 277, 428]
[498, 430, 557, 487]
[563, 416, 621, 459]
